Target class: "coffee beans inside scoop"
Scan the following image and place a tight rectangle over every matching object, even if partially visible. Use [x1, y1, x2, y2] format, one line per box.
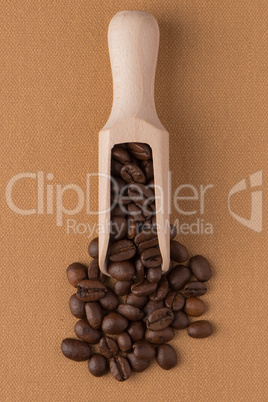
[62, 143, 213, 381]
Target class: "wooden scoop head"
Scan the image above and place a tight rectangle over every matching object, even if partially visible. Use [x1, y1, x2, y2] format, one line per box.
[99, 11, 170, 275]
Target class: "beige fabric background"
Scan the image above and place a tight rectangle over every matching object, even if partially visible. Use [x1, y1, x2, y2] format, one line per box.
[0, 1, 267, 401]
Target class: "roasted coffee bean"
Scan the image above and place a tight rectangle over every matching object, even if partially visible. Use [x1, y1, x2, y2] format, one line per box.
[111, 177, 126, 194]
[66, 262, 88, 287]
[149, 277, 169, 301]
[170, 240, 188, 263]
[113, 280, 133, 296]
[141, 247, 162, 268]
[108, 261, 135, 281]
[156, 344, 177, 370]
[120, 163, 146, 184]
[85, 302, 104, 329]
[110, 356, 131, 381]
[127, 202, 147, 222]
[102, 312, 129, 335]
[171, 311, 189, 330]
[61, 338, 92, 361]
[127, 217, 137, 239]
[128, 183, 154, 206]
[187, 320, 213, 338]
[126, 143, 152, 160]
[88, 354, 108, 377]
[182, 281, 207, 297]
[146, 266, 162, 284]
[140, 159, 154, 181]
[126, 293, 148, 309]
[112, 145, 131, 164]
[133, 340, 156, 360]
[117, 304, 144, 321]
[168, 265, 191, 290]
[110, 216, 128, 241]
[127, 320, 145, 342]
[111, 159, 123, 176]
[143, 299, 164, 322]
[170, 225, 177, 240]
[69, 294, 86, 319]
[99, 287, 119, 311]
[88, 259, 108, 283]
[184, 297, 206, 316]
[134, 229, 158, 250]
[165, 291, 185, 311]
[98, 336, 119, 358]
[145, 327, 175, 344]
[88, 237, 98, 258]
[111, 204, 127, 217]
[108, 239, 136, 262]
[74, 319, 102, 344]
[135, 259, 145, 282]
[189, 255, 212, 282]
[117, 332, 132, 353]
[147, 307, 174, 331]
[76, 280, 107, 302]
[131, 280, 157, 296]
[127, 352, 150, 372]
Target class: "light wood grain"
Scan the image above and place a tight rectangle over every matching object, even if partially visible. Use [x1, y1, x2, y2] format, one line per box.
[99, 11, 170, 275]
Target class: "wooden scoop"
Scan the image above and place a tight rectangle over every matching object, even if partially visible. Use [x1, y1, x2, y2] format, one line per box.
[99, 10, 170, 275]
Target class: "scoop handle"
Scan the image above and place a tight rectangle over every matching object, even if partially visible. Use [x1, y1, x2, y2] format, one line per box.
[103, 10, 163, 130]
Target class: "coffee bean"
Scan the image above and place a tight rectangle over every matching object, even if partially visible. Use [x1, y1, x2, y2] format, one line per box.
[134, 229, 158, 250]
[182, 281, 207, 297]
[117, 304, 144, 321]
[127, 321, 145, 342]
[127, 202, 147, 222]
[111, 204, 127, 217]
[69, 294, 86, 319]
[112, 145, 131, 164]
[165, 291, 185, 311]
[117, 332, 132, 353]
[66, 262, 88, 287]
[76, 280, 107, 302]
[170, 240, 188, 263]
[171, 311, 189, 330]
[74, 319, 102, 344]
[126, 293, 148, 309]
[108, 239, 136, 262]
[128, 183, 154, 206]
[108, 261, 135, 281]
[187, 320, 213, 338]
[120, 163, 146, 184]
[143, 299, 164, 322]
[189, 255, 212, 282]
[126, 143, 152, 160]
[61, 338, 92, 361]
[131, 280, 157, 296]
[88, 237, 98, 258]
[102, 312, 129, 335]
[127, 352, 150, 372]
[135, 259, 145, 282]
[146, 266, 162, 283]
[127, 217, 137, 239]
[110, 355, 131, 381]
[149, 277, 169, 301]
[110, 216, 128, 241]
[99, 287, 119, 311]
[85, 302, 104, 329]
[168, 265, 191, 290]
[145, 327, 175, 344]
[133, 340, 156, 360]
[88, 259, 108, 283]
[111, 159, 123, 176]
[113, 280, 133, 296]
[184, 297, 206, 317]
[170, 225, 177, 240]
[147, 307, 174, 331]
[156, 344, 177, 370]
[88, 354, 108, 377]
[140, 159, 154, 181]
[141, 247, 162, 268]
[98, 336, 119, 358]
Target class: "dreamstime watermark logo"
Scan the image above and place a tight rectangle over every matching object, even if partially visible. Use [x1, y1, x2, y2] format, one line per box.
[4, 170, 263, 235]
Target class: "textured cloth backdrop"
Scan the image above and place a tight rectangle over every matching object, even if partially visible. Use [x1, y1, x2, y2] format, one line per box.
[0, 1, 267, 401]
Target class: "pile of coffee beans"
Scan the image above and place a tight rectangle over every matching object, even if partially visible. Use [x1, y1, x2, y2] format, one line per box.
[61, 143, 213, 381]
